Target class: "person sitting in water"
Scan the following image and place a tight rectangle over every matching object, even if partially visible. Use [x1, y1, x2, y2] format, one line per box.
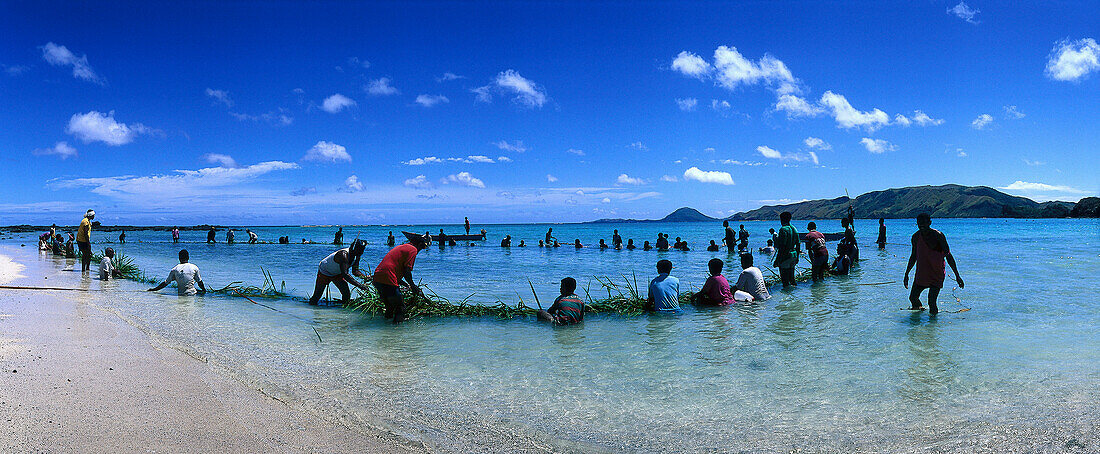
[599, 239, 609, 249]
[612, 229, 623, 249]
[448, 239, 457, 246]
[537, 277, 585, 326]
[643, 240, 652, 251]
[501, 235, 512, 247]
[733, 253, 770, 301]
[538, 240, 545, 247]
[518, 240, 526, 247]
[737, 224, 750, 251]
[574, 239, 583, 249]
[707, 240, 720, 252]
[655, 233, 669, 251]
[308, 240, 370, 306]
[672, 237, 683, 250]
[545, 227, 557, 245]
[118, 230, 126, 244]
[626, 239, 636, 250]
[831, 244, 852, 275]
[695, 258, 738, 306]
[373, 235, 429, 323]
[804, 222, 829, 282]
[552, 240, 560, 248]
[646, 259, 680, 313]
[334, 227, 343, 245]
[98, 247, 122, 280]
[148, 249, 207, 296]
[387, 231, 396, 246]
[904, 213, 964, 315]
[759, 239, 775, 254]
[207, 226, 216, 243]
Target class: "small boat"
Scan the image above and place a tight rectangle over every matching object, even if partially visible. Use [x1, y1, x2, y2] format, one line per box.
[403, 231, 486, 242]
[798, 232, 845, 242]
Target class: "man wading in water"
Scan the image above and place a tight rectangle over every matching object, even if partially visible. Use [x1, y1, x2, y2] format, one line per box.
[903, 213, 964, 315]
[308, 240, 370, 306]
[373, 235, 429, 323]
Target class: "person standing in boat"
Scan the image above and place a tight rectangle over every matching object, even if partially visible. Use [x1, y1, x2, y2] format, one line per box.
[308, 240, 370, 306]
[373, 235, 429, 323]
[773, 212, 800, 287]
[904, 213, 964, 315]
[464, 217, 471, 235]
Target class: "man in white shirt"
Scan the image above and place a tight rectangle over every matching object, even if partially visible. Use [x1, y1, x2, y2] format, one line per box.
[98, 247, 120, 280]
[148, 249, 206, 296]
[733, 253, 770, 301]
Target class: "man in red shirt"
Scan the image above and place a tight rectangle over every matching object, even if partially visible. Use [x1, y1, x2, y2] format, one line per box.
[373, 235, 429, 323]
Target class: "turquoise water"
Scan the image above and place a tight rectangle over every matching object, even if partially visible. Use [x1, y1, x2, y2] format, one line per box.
[3, 218, 1099, 451]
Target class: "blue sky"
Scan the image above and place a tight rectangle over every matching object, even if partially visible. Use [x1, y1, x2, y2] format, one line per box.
[1, 1, 1097, 225]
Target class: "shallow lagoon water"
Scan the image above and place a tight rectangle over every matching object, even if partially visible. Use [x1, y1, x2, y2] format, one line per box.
[4, 218, 1099, 451]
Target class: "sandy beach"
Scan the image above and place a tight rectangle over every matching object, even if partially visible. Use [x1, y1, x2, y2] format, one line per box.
[0, 252, 422, 453]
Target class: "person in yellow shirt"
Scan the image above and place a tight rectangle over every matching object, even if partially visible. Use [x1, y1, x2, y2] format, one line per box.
[76, 209, 95, 272]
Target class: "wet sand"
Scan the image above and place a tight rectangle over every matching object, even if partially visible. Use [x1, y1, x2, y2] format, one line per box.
[0, 254, 422, 453]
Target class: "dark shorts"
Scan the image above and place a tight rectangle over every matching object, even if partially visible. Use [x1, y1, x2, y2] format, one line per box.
[77, 241, 91, 255]
[373, 282, 402, 300]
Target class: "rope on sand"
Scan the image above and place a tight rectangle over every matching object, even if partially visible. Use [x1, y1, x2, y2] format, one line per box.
[0, 285, 93, 292]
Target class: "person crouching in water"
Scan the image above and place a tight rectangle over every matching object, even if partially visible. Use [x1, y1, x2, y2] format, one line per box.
[148, 249, 207, 295]
[373, 235, 429, 323]
[308, 240, 371, 306]
[537, 277, 585, 325]
[99, 247, 122, 280]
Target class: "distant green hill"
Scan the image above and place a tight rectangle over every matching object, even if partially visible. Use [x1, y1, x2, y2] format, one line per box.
[726, 184, 1081, 220]
[588, 207, 718, 223]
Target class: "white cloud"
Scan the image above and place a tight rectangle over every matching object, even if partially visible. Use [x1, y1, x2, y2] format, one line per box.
[33, 141, 78, 159]
[756, 145, 782, 159]
[403, 156, 442, 165]
[712, 45, 794, 90]
[443, 172, 486, 188]
[971, 113, 993, 129]
[40, 42, 102, 84]
[683, 167, 734, 185]
[494, 140, 528, 153]
[496, 156, 512, 162]
[1023, 159, 1045, 166]
[415, 94, 449, 107]
[347, 57, 370, 69]
[616, 174, 646, 185]
[711, 99, 731, 111]
[547, 174, 558, 182]
[894, 114, 912, 127]
[341, 175, 364, 193]
[66, 111, 151, 146]
[601, 197, 611, 204]
[860, 138, 897, 154]
[660, 175, 678, 182]
[566, 148, 585, 156]
[404, 175, 433, 189]
[53, 161, 300, 198]
[774, 94, 823, 117]
[956, 149, 968, 158]
[205, 88, 233, 107]
[1003, 105, 1025, 119]
[676, 98, 698, 111]
[803, 137, 832, 150]
[1045, 38, 1100, 82]
[474, 70, 548, 108]
[912, 110, 945, 126]
[670, 51, 710, 78]
[1001, 181, 1086, 194]
[230, 110, 293, 126]
[303, 141, 351, 163]
[720, 159, 765, 166]
[366, 77, 399, 96]
[948, 2, 980, 24]
[3, 64, 30, 76]
[437, 72, 464, 82]
[203, 153, 237, 168]
[756, 145, 818, 164]
[628, 142, 648, 151]
[819, 91, 891, 131]
[467, 155, 494, 163]
[321, 94, 357, 113]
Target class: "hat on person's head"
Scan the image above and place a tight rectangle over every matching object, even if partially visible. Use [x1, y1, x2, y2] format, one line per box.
[85, 209, 95, 218]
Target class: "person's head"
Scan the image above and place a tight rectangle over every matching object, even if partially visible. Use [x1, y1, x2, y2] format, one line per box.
[104, 247, 115, 258]
[767, 239, 773, 246]
[539, 240, 544, 246]
[560, 277, 577, 295]
[808, 221, 817, 231]
[519, 240, 525, 245]
[614, 229, 619, 234]
[178, 249, 189, 263]
[780, 211, 792, 225]
[740, 252, 753, 269]
[349, 239, 366, 256]
[656, 259, 673, 274]
[708, 258, 724, 276]
[769, 228, 776, 234]
[506, 235, 511, 239]
[723, 220, 729, 227]
[85, 209, 95, 220]
[916, 213, 932, 228]
[409, 235, 428, 250]
[599, 239, 606, 244]
[574, 239, 581, 245]
[644, 240, 650, 246]
[710, 240, 717, 245]
[548, 227, 553, 232]
[739, 224, 745, 229]
[628, 239, 634, 244]
[440, 228, 445, 234]
[879, 218, 885, 225]
[389, 231, 393, 235]
[657, 232, 663, 238]
[465, 217, 468, 221]
[841, 218, 849, 228]
[676, 237, 682, 242]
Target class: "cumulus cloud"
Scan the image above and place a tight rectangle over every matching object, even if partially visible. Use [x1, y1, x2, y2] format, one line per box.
[443, 172, 486, 188]
[497, 156, 512, 162]
[404, 175, 433, 189]
[601, 198, 612, 204]
[40, 42, 102, 84]
[566, 148, 585, 156]
[683, 167, 734, 185]
[628, 142, 648, 151]
[547, 174, 558, 182]
[803, 137, 832, 150]
[1045, 38, 1099, 82]
[415, 94, 449, 107]
[720, 159, 765, 166]
[3, 64, 30, 76]
[1003, 105, 1025, 119]
[774, 94, 823, 118]
[347, 57, 371, 69]
[756, 145, 782, 159]
[403, 157, 444, 165]
[712, 45, 794, 90]
[894, 114, 912, 127]
[494, 140, 528, 153]
[671, 51, 710, 78]
[53, 161, 300, 198]
[757, 145, 818, 164]
[660, 175, 678, 182]
[1023, 159, 1045, 166]
[971, 114, 993, 129]
[711, 99, 731, 111]
[436, 72, 464, 82]
[466, 155, 494, 163]
[341, 175, 364, 193]
[860, 138, 897, 154]
[947, 2, 980, 24]
[302, 141, 351, 163]
[616, 174, 646, 185]
[473, 70, 548, 108]
[321, 94, 357, 113]
[33, 141, 78, 159]
[205, 88, 233, 107]
[819, 91, 891, 131]
[366, 77, 399, 96]
[230, 110, 293, 126]
[203, 153, 237, 168]
[66, 111, 151, 146]
[676, 98, 698, 111]
[1001, 181, 1086, 194]
[912, 110, 945, 126]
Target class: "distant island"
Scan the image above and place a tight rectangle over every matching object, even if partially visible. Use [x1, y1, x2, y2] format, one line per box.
[591, 185, 1098, 223]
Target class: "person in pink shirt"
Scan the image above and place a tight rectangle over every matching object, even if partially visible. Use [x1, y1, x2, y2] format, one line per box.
[696, 258, 737, 306]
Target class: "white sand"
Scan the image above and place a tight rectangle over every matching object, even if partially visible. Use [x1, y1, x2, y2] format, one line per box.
[0, 253, 26, 285]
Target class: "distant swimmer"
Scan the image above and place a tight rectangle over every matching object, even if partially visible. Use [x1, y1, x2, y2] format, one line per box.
[334, 227, 343, 245]
[773, 211, 800, 287]
[804, 222, 828, 282]
[723, 220, 736, 251]
[537, 277, 585, 326]
[545, 227, 557, 245]
[518, 240, 526, 247]
[643, 240, 652, 251]
[646, 259, 680, 313]
[759, 239, 775, 254]
[207, 226, 216, 243]
[148, 249, 206, 296]
[733, 253, 770, 301]
[612, 230, 623, 249]
[172, 227, 180, 243]
[574, 239, 583, 249]
[626, 239, 636, 250]
[437, 229, 448, 244]
[598, 239, 609, 249]
[904, 213, 964, 315]
[539, 240, 545, 247]
[308, 240, 370, 307]
[738, 224, 750, 251]
[373, 235, 430, 323]
[656, 233, 669, 251]
[98, 247, 122, 280]
[387, 231, 396, 246]
[247, 229, 258, 244]
[227, 229, 235, 244]
[694, 258, 738, 306]
[464, 217, 471, 235]
[552, 240, 560, 248]
[118, 230, 126, 244]
[77, 209, 95, 272]
[876, 218, 887, 249]
[501, 235, 512, 247]
[707, 240, 720, 252]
